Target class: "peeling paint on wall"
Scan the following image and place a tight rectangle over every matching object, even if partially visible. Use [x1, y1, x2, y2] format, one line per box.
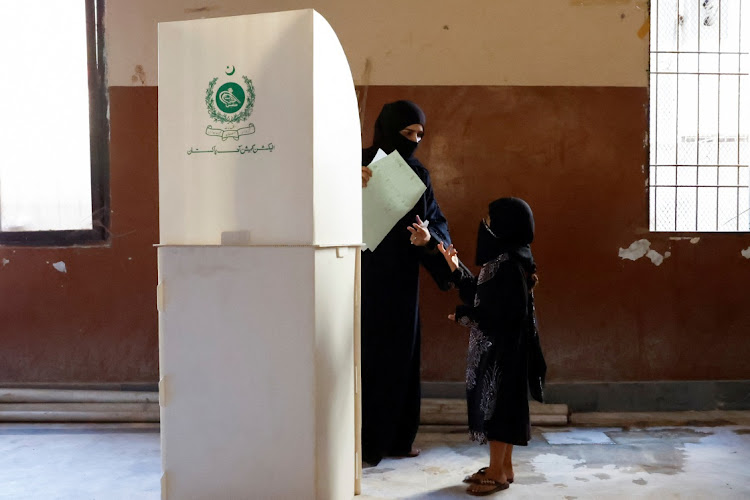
[668, 236, 700, 244]
[647, 249, 670, 266]
[618, 239, 651, 261]
[52, 261, 67, 273]
[619, 239, 670, 266]
[742, 247, 750, 259]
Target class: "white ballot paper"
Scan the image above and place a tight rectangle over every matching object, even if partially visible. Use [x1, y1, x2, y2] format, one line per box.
[362, 149, 427, 251]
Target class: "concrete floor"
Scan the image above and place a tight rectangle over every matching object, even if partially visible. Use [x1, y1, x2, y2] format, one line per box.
[0, 420, 749, 499]
[361, 425, 750, 499]
[0, 423, 161, 500]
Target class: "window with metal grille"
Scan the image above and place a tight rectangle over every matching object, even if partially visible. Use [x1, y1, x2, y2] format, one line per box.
[649, 0, 749, 232]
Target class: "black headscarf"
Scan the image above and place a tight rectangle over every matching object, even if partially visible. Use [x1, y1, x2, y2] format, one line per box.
[370, 100, 426, 161]
[475, 197, 536, 273]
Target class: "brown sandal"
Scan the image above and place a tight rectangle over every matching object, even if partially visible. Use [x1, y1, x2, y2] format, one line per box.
[466, 478, 510, 496]
[464, 468, 513, 484]
[463, 467, 488, 483]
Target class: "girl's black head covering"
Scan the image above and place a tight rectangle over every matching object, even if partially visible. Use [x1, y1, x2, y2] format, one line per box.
[476, 197, 536, 272]
[370, 100, 425, 161]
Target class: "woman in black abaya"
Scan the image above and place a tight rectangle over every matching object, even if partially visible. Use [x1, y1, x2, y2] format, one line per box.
[360, 100, 452, 466]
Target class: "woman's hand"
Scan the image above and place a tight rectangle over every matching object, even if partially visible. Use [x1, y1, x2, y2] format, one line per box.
[448, 313, 456, 321]
[407, 215, 431, 246]
[362, 166, 373, 188]
[437, 241, 459, 272]
[530, 273, 539, 290]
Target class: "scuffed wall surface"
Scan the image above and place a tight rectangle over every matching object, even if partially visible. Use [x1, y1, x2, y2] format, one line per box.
[2, 1, 748, 384]
[358, 85, 750, 383]
[4, 83, 745, 383]
[0, 88, 159, 383]
[105, 0, 649, 87]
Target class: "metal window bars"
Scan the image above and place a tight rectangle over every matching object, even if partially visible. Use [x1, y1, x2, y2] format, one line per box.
[649, 0, 749, 232]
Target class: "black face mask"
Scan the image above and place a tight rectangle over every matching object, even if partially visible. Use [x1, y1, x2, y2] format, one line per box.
[475, 219, 503, 266]
[392, 133, 419, 160]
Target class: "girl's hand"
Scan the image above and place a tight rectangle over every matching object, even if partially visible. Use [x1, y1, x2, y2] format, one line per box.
[437, 242, 459, 272]
[407, 215, 431, 246]
[448, 313, 456, 321]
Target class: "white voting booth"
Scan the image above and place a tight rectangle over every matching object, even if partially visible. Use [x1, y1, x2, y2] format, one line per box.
[157, 10, 361, 499]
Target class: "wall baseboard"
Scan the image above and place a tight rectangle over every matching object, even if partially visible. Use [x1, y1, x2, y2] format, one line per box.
[0, 388, 158, 423]
[3, 381, 747, 421]
[0, 382, 158, 392]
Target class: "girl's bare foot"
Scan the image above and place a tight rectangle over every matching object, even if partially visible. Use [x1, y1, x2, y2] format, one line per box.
[503, 444, 514, 483]
[503, 466, 514, 484]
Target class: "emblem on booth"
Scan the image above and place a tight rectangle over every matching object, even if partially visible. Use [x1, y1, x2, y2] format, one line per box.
[204, 66, 255, 140]
[186, 65, 274, 156]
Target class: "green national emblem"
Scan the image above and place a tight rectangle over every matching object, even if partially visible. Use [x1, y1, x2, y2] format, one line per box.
[216, 82, 245, 113]
[205, 74, 255, 124]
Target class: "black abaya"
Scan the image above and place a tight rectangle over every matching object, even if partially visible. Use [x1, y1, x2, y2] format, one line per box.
[449, 197, 544, 446]
[451, 255, 533, 446]
[360, 145, 452, 465]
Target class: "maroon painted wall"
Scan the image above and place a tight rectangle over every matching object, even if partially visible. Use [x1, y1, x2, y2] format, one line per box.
[1, 84, 748, 384]
[360, 86, 750, 383]
[0, 87, 159, 383]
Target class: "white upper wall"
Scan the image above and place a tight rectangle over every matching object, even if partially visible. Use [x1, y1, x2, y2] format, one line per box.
[106, 0, 650, 87]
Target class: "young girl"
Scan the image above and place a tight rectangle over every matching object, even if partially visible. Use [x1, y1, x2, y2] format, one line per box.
[438, 197, 545, 496]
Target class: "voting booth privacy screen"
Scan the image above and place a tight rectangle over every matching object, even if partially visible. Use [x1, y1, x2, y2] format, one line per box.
[159, 9, 361, 246]
[157, 9, 361, 500]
